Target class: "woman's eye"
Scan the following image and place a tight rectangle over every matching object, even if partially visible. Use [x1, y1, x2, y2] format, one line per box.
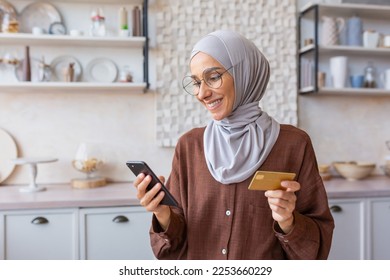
[193, 80, 201, 87]
[208, 74, 222, 82]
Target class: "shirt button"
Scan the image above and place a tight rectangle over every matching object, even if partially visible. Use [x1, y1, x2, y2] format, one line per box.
[225, 210, 231, 216]
[222, 248, 227, 255]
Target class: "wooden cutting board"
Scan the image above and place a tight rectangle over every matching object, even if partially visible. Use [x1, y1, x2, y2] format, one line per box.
[71, 177, 107, 189]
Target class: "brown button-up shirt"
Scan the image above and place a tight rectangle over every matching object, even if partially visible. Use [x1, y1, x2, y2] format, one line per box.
[150, 124, 334, 259]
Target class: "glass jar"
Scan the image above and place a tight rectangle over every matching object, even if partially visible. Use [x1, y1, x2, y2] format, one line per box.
[119, 66, 133, 82]
[363, 62, 377, 88]
[1, 12, 19, 33]
[90, 8, 106, 37]
[38, 56, 51, 82]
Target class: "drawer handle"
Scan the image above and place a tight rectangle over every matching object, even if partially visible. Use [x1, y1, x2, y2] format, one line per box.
[112, 215, 129, 223]
[31, 217, 49, 225]
[330, 205, 342, 213]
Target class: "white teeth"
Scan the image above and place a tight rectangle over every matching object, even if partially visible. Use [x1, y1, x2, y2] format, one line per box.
[207, 99, 221, 108]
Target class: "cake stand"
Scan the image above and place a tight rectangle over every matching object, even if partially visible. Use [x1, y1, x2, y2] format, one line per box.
[12, 157, 58, 193]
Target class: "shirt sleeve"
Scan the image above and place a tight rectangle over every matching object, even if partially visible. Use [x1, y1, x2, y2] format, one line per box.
[149, 206, 186, 259]
[273, 138, 335, 259]
[149, 138, 188, 259]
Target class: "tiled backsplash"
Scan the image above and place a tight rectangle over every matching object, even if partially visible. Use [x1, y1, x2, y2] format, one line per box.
[153, 0, 298, 147]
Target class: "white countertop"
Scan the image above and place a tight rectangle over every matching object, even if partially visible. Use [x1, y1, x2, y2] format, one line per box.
[324, 175, 390, 199]
[0, 182, 138, 211]
[1, 176, 390, 210]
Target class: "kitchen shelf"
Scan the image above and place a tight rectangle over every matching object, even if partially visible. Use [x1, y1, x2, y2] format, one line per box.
[13, 0, 144, 4]
[1, 0, 150, 90]
[300, 87, 390, 96]
[300, 2, 390, 18]
[0, 33, 146, 48]
[298, 3, 390, 95]
[0, 82, 147, 94]
[299, 44, 390, 56]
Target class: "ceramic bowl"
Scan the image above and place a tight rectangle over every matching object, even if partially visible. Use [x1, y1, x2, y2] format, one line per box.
[381, 165, 390, 177]
[318, 164, 331, 174]
[333, 161, 376, 181]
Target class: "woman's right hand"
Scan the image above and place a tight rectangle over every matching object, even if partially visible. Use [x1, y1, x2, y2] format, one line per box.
[133, 173, 171, 230]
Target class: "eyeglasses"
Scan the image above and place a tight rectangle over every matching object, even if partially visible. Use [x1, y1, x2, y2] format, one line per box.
[182, 66, 232, 96]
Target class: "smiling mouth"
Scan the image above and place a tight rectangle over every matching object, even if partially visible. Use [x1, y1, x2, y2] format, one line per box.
[206, 99, 222, 109]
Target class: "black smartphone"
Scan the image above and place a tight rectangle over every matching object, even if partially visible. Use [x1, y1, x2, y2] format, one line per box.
[126, 161, 178, 207]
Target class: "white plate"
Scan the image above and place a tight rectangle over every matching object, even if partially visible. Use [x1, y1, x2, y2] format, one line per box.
[0, 128, 18, 183]
[85, 58, 118, 83]
[14, 57, 41, 82]
[0, 0, 17, 17]
[50, 55, 82, 82]
[19, 2, 62, 34]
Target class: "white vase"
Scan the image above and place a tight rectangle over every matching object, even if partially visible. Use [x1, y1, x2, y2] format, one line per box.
[330, 56, 348, 88]
[381, 69, 390, 90]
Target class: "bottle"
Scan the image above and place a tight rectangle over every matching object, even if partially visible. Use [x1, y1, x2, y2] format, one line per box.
[22, 46, 31, 82]
[118, 7, 128, 36]
[38, 56, 51, 82]
[132, 6, 141, 36]
[119, 65, 133, 82]
[90, 8, 106, 37]
[64, 62, 75, 82]
[363, 62, 377, 88]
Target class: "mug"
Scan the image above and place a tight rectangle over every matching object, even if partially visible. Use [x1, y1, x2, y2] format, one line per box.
[330, 56, 348, 88]
[317, 72, 326, 88]
[350, 75, 364, 88]
[32, 26, 44, 35]
[363, 30, 379, 48]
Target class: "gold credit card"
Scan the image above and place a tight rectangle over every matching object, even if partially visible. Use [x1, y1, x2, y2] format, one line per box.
[248, 171, 296, 191]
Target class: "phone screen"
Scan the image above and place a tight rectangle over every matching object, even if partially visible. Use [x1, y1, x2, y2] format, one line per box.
[126, 161, 178, 207]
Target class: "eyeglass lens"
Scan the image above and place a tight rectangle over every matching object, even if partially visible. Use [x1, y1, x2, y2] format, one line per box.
[182, 67, 228, 95]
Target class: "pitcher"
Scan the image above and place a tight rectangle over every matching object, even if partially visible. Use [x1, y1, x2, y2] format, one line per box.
[322, 16, 345, 46]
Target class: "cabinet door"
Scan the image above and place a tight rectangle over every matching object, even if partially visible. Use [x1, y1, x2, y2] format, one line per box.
[369, 199, 390, 260]
[3, 209, 78, 260]
[328, 199, 365, 260]
[79, 207, 154, 260]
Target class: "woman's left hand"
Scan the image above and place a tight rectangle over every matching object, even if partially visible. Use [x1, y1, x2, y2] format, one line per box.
[264, 180, 301, 234]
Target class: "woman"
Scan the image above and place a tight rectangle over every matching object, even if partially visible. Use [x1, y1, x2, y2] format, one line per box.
[134, 30, 334, 259]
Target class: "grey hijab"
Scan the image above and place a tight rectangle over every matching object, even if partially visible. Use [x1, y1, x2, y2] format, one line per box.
[190, 30, 280, 184]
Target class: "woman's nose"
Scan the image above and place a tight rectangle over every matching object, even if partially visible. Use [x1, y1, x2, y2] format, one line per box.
[197, 81, 212, 99]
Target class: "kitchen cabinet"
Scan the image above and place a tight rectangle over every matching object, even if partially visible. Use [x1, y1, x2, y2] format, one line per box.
[298, 3, 390, 96]
[79, 206, 154, 260]
[328, 198, 365, 260]
[0, 205, 155, 260]
[328, 196, 390, 260]
[1, 208, 79, 260]
[0, 0, 149, 93]
[368, 198, 390, 260]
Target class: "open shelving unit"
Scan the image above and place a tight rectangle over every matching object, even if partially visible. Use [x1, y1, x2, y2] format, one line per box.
[298, 2, 390, 96]
[0, 0, 150, 93]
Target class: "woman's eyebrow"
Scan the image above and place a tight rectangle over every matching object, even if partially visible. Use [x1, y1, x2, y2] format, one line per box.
[190, 66, 224, 79]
